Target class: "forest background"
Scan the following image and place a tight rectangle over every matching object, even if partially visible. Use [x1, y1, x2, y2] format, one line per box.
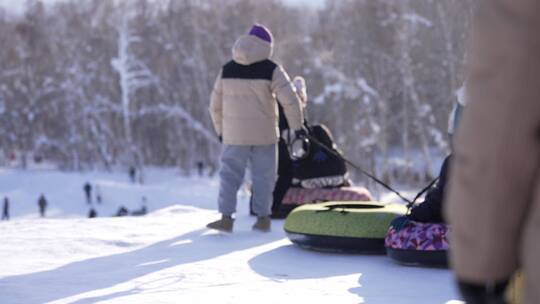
[0, 0, 474, 189]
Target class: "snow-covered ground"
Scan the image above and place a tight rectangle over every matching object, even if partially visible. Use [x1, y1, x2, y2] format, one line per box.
[0, 168, 462, 303]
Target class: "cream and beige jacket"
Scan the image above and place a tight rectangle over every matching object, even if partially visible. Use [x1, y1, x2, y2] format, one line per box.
[209, 35, 303, 146]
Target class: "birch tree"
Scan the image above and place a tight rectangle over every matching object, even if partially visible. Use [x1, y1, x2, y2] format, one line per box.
[111, 13, 156, 171]
[395, 0, 436, 179]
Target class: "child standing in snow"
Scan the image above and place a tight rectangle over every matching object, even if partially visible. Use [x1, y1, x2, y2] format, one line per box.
[207, 24, 304, 232]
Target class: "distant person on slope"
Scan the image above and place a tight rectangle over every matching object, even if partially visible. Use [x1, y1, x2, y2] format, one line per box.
[88, 208, 97, 218]
[95, 185, 102, 204]
[83, 182, 92, 204]
[196, 161, 205, 177]
[131, 196, 148, 216]
[128, 166, 136, 183]
[115, 205, 129, 217]
[38, 194, 48, 218]
[2, 197, 9, 221]
[207, 24, 304, 233]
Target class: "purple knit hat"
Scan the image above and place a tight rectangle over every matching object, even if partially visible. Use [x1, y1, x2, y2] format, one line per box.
[248, 24, 273, 44]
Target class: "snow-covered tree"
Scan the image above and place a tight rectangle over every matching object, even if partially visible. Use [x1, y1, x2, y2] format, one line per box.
[0, 0, 475, 184]
[111, 13, 157, 169]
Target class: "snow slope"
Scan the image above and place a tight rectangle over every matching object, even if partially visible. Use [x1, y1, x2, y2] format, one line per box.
[0, 168, 462, 303]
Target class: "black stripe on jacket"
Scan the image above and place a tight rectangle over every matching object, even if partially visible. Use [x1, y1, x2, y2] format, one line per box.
[222, 59, 277, 80]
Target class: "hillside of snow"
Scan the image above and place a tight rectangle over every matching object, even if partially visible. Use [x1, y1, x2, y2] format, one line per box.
[0, 168, 462, 303]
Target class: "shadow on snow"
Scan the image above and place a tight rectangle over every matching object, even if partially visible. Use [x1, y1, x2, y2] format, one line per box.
[248, 244, 458, 304]
[0, 228, 281, 304]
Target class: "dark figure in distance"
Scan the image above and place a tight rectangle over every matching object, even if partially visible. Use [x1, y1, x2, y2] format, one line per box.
[88, 208, 97, 218]
[131, 206, 147, 216]
[2, 197, 9, 221]
[38, 194, 47, 218]
[95, 185, 102, 204]
[131, 196, 148, 216]
[83, 182, 92, 204]
[128, 167, 136, 183]
[196, 161, 204, 177]
[115, 206, 129, 217]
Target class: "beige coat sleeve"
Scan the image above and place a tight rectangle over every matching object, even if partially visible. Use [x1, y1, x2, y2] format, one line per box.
[208, 70, 223, 136]
[444, 0, 540, 284]
[271, 65, 304, 131]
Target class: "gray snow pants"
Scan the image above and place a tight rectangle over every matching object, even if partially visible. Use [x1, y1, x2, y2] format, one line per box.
[218, 144, 277, 217]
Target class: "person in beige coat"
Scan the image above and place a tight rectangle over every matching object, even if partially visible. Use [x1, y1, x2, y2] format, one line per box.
[207, 24, 304, 232]
[444, 1, 540, 303]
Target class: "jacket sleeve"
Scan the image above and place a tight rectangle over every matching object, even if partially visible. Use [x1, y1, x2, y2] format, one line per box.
[271, 65, 304, 131]
[444, 0, 540, 284]
[208, 70, 223, 136]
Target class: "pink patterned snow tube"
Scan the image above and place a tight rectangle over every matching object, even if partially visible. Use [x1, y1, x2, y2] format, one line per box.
[385, 220, 450, 251]
[281, 186, 373, 205]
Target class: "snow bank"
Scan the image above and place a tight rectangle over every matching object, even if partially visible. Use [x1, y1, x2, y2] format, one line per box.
[0, 168, 462, 303]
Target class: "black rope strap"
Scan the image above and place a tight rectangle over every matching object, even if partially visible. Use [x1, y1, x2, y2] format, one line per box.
[406, 177, 439, 214]
[302, 133, 438, 207]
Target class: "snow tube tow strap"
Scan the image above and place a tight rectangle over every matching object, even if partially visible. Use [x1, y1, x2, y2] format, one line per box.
[269, 186, 373, 219]
[281, 187, 373, 205]
[284, 201, 406, 254]
[385, 220, 449, 267]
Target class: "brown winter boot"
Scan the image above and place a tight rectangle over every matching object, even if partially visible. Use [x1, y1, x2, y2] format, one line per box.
[206, 215, 234, 233]
[252, 216, 271, 232]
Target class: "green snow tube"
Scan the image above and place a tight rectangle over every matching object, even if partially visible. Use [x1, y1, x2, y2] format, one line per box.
[284, 201, 406, 254]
